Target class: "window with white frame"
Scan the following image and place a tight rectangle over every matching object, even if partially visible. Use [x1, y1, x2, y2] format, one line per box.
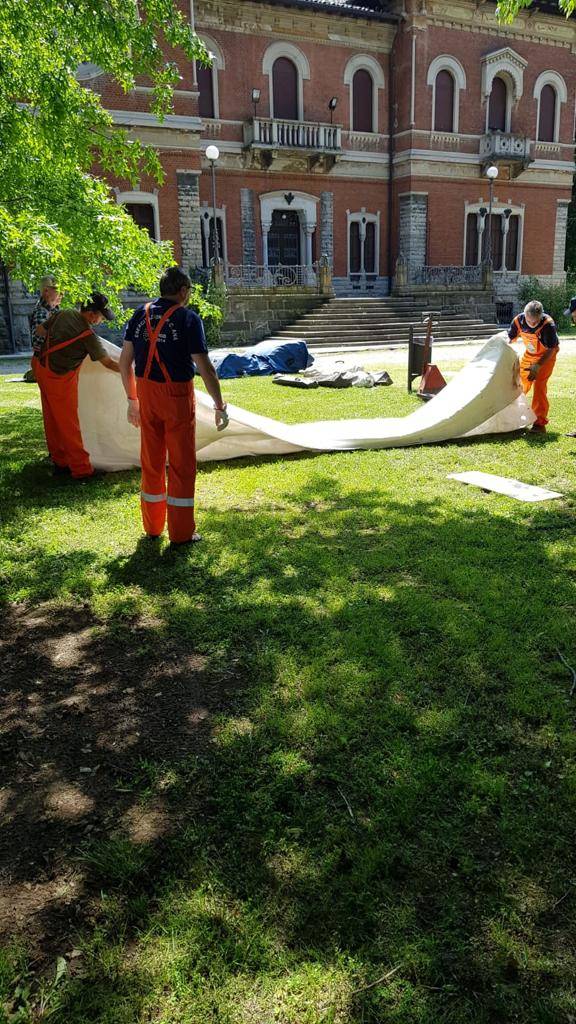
[464, 204, 523, 271]
[481, 48, 527, 134]
[116, 191, 160, 241]
[426, 56, 466, 134]
[533, 71, 567, 144]
[344, 55, 385, 134]
[347, 209, 380, 278]
[196, 35, 225, 120]
[262, 42, 310, 121]
[200, 206, 227, 267]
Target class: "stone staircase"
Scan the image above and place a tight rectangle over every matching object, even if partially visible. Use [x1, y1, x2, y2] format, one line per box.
[268, 296, 503, 352]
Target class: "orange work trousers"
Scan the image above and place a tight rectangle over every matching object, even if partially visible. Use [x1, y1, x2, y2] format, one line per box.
[137, 377, 197, 542]
[32, 356, 93, 477]
[520, 350, 557, 427]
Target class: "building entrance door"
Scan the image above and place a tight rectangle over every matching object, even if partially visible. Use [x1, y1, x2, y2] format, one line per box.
[268, 210, 301, 266]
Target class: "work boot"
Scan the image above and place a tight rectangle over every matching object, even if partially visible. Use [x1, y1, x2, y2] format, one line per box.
[51, 464, 71, 477]
[168, 534, 202, 550]
[530, 423, 546, 434]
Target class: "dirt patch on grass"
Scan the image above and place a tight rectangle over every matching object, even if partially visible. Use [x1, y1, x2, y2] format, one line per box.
[0, 602, 226, 967]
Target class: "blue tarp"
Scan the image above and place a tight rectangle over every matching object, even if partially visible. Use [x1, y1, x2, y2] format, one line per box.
[210, 339, 313, 380]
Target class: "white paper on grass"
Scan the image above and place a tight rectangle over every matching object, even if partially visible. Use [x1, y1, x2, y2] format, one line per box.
[448, 472, 563, 502]
[77, 332, 534, 471]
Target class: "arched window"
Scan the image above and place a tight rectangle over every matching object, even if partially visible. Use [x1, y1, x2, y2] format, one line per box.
[505, 215, 520, 271]
[352, 69, 374, 132]
[344, 55, 385, 136]
[538, 84, 556, 143]
[116, 191, 160, 242]
[197, 63, 215, 119]
[434, 70, 455, 132]
[465, 212, 479, 266]
[272, 57, 299, 120]
[488, 76, 507, 132]
[195, 36, 225, 121]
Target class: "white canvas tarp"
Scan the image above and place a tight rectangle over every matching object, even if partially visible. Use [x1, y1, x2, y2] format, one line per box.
[77, 332, 534, 471]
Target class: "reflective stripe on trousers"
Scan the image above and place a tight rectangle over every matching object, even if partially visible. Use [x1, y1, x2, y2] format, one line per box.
[137, 377, 197, 542]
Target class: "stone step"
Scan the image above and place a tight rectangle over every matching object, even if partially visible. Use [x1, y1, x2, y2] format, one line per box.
[276, 325, 500, 340]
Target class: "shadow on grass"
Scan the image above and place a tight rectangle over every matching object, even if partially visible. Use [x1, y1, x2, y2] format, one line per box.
[2, 472, 576, 1023]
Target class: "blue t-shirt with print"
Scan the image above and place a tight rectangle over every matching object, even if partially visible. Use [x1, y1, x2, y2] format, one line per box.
[124, 298, 208, 382]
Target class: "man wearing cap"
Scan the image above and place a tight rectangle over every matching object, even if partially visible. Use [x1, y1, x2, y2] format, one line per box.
[24, 275, 63, 382]
[33, 292, 120, 479]
[508, 299, 559, 434]
[119, 266, 227, 546]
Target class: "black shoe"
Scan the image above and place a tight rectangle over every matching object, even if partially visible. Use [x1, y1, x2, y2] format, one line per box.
[168, 533, 202, 550]
[51, 464, 71, 477]
[145, 533, 162, 540]
[71, 470, 106, 482]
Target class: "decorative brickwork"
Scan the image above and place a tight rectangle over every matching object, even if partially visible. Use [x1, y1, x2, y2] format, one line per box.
[320, 191, 334, 267]
[399, 194, 428, 270]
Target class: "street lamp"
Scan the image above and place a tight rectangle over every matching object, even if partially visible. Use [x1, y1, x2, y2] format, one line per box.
[205, 144, 220, 265]
[328, 96, 338, 125]
[251, 88, 261, 119]
[485, 164, 498, 266]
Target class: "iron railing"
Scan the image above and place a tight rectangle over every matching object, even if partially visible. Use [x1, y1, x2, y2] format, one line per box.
[225, 263, 320, 290]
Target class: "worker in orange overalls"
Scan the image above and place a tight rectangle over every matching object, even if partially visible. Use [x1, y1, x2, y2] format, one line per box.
[33, 292, 120, 478]
[508, 299, 559, 434]
[119, 267, 228, 547]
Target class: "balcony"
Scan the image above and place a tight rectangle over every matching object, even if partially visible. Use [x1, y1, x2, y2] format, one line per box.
[243, 117, 342, 172]
[480, 132, 533, 178]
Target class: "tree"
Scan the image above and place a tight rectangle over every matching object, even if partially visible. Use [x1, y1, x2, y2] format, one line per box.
[496, 0, 575, 21]
[0, 0, 207, 306]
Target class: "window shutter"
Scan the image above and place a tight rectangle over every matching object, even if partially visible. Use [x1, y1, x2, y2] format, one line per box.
[197, 63, 215, 119]
[364, 222, 376, 274]
[125, 203, 156, 241]
[505, 216, 519, 270]
[352, 70, 374, 132]
[349, 222, 361, 273]
[272, 58, 299, 120]
[488, 77, 507, 132]
[465, 213, 478, 266]
[538, 85, 556, 143]
[434, 70, 455, 132]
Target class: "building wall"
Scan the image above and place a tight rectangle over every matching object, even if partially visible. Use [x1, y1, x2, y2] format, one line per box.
[92, 0, 576, 301]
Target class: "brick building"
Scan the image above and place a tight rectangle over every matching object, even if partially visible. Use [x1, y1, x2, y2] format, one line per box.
[2, 0, 574, 348]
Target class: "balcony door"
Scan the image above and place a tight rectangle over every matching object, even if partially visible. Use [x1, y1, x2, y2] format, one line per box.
[272, 58, 299, 121]
[268, 210, 301, 266]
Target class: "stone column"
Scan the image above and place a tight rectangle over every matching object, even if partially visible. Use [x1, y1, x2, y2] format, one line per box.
[177, 172, 202, 272]
[320, 191, 334, 268]
[398, 193, 428, 274]
[262, 221, 271, 269]
[553, 201, 569, 279]
[305, 225, 314, 268]
[240, 188, 257, 265]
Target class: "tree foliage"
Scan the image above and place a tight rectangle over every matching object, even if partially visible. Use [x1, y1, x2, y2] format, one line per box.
[496, 0, 575, 21]
[0, 0, 207, 306]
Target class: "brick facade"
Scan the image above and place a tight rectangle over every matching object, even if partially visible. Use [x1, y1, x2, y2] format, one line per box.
[14, 0, 572, 338]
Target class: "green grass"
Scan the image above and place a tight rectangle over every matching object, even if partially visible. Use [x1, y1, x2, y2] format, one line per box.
[1, 352, 576, 1023]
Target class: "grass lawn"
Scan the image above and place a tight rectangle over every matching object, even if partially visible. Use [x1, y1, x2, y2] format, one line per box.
[1, 349, 575, 1024]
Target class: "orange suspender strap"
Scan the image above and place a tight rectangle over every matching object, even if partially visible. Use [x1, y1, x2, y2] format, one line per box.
[40, 320, 93, 370]
[143, 303, 181, 382]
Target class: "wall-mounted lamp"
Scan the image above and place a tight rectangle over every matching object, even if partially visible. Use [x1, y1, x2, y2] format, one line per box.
[251, 88, 261, 119]
[328, 96, 338, 125]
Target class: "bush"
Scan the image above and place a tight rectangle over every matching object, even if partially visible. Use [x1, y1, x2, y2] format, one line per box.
[518, 275, 576, 331]
[187, 271, 228, 348]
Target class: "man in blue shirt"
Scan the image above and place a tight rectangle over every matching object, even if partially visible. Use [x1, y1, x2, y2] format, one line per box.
[120, 267, 227, 546]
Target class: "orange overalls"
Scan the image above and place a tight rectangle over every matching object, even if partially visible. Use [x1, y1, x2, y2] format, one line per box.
[137, 303, 197, 543]
[512, 314, 558, 428]
[31, 326, 94, 478]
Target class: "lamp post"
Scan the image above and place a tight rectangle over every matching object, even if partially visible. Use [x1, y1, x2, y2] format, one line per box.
[328, 96, 338, 125]
[205, 144, 220, 266]
[485, 164, 498, 267]
[251, 88, 261, 120]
